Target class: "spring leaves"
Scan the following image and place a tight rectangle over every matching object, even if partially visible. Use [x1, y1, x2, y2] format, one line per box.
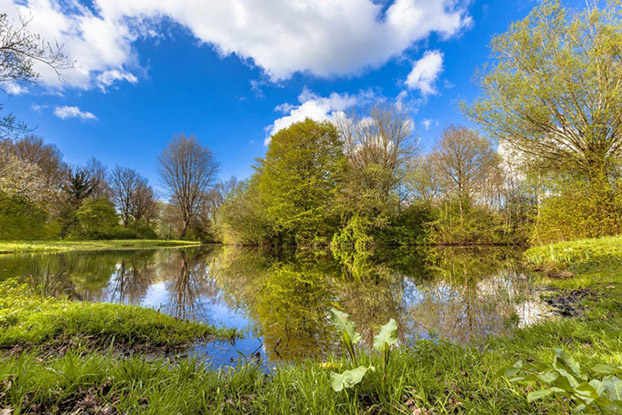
[502, 349, 622, 413]
[329, 308, 398, 392]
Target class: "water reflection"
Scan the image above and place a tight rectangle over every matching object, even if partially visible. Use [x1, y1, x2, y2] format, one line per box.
[0, 245, 550, 365]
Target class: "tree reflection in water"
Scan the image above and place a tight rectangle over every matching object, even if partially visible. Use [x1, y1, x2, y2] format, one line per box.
[0, 245, 549, 364]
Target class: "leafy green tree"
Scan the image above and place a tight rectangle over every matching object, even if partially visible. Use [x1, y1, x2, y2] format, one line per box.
[464, 0, 622, 241]
[465, 0, 621, 181]
[258, 119, 345, 245]
[67, 198, 120, 239]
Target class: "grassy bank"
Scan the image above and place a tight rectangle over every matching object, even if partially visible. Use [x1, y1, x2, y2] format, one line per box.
[0, 282, 237, 353]
[0, 236, 621, 414]
[0, 239, 201, 254]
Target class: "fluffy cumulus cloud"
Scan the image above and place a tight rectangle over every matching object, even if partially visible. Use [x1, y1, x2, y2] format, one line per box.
[405, 50, 444, 95]
[53, 105, 97, 120]
[1, 0, 471, 90]
[266, 87, 367, 144]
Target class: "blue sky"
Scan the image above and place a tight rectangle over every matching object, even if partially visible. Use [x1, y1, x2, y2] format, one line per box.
[1, 0, 585, 188]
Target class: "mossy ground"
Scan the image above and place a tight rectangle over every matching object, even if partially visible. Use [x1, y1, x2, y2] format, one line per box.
[1, 236, 621, 414]
[0, 282, 237, 354]
[0, 239, 201, 254]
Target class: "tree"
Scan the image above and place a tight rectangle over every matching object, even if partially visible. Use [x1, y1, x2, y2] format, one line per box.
[158, 134, 219, 238]
[1, 13, 69, 138]
[404, 155, 440, 204]
[68, 198, 120, 239]
[0, 147, 45, 205]
[258, 119, 344, 245]
[429, 126, 498, 215]
[85, 158, 110, 199]
[110, 166, 139, 227]
[131, 179, 157, 225]
[63, 168, 94, 209]
[464, 0, 622, 182]
[110, 165, 156, 227]
[335, 103, 418, 243]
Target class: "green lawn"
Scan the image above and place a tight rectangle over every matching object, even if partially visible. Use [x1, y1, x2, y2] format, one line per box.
[0, 236, 621, 414]
[0, 239, 201, 254]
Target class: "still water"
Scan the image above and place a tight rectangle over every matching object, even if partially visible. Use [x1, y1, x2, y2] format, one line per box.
[0, 246, 550, 367]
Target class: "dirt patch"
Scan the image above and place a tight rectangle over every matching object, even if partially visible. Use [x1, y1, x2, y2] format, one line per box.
[544, 288, 596, 318]
[545, 269, 575, 280]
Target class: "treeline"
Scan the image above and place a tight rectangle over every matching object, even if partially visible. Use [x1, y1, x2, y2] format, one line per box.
[0, 135, 232, 241]
[216, 113, 530, 248]
[218, 1, 622, 248]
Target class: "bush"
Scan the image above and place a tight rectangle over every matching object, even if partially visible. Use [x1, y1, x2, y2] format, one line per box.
[0, 192, 59, 240]
[533, 177, 622, 245]
[66, 198, 120, 240]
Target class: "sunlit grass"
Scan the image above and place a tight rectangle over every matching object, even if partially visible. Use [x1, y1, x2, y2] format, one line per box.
[0, 236, 621, 413]
[0, 282, 237, 351]
[0, 239, 201, 254]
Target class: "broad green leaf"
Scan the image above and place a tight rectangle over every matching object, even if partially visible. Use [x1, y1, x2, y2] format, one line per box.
[373, 319, 398, 352]
[533, 369, 559, 384]
[330, 366, 374, 392]
[602, 376, 622, 402]
[330, 308, 361, 344]
[554, 349, 583, 379]
[527, 390, 552, 402]
[593, 364, 622, 375]
[499, 360, 523, 378]
[574, 382, 599, 400]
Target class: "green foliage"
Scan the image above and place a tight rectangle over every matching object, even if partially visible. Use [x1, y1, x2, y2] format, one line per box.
[258, 119, 345, 245]
[373, 319, 398, 378]
[66, 198, 120, 240]
[330, 366, 375, 393]
[533, 176, 622, 244]
[331, 215, 374, 275]
[329, 309, 399, 392]
[331, 308, 361, 366]
[0, 191, 58, 240]
[464, 0, 622, 180]
[502, 349, 622, 413]
[426, 202, 520, 245]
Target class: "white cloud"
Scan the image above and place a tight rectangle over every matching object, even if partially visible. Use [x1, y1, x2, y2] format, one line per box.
[4, 82, 28, 95]
[53, 105, 98, 120]
[31, 104, 48, 112]
[96, 69, 138, 91]
[266, 87, 363, 145]
[422, 119, 432, 131]
[405, 50, 444, 95]
[2, 0, 470, 89]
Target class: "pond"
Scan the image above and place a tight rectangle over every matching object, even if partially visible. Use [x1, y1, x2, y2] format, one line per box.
[0, 245, 551, 368]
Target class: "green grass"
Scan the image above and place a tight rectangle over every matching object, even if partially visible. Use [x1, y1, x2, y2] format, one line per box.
[0, 239, 201, 254]
[0, 282, 237, 352]
[1, 236, 621, 414]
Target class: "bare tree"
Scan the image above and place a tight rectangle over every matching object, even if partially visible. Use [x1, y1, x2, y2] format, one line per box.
[1, 13, 70, 138]
[110, 166, 138, 227]
[85, 158, 110, 199]
[158, 134, 219, 237]
[430, 126, 498, 215]
[131, 178, 156, 225]
[335, 103, 418, 218]
[338, 104, 417, 188]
